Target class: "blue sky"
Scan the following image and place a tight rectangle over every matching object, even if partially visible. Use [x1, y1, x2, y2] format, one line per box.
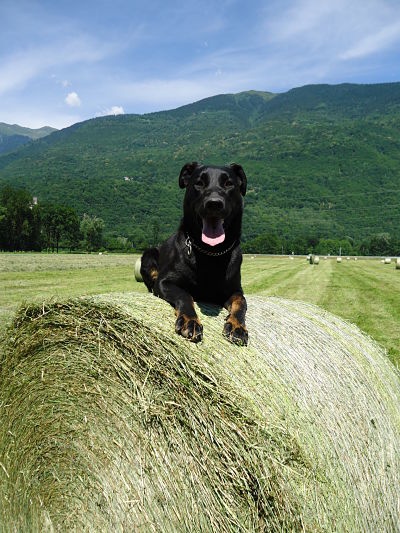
[1, 0, 400, 129]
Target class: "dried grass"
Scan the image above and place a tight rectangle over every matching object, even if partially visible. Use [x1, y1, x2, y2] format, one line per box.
[0, 293, 399, 532]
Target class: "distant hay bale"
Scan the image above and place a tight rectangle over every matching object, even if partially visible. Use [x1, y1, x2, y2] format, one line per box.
[1, 294, 399, 532]
[337, 257, 342, 263]
[396, 258, 400, 270]
[309, 255, 319, 265]
[134, 258, 143, 282]
[384, 257, 392, 264]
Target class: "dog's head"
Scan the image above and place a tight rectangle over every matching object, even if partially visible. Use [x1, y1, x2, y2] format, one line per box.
[179, 162, 247, 246]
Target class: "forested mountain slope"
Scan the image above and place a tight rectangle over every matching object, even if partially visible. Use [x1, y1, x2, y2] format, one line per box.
[0, 83, 399, 247]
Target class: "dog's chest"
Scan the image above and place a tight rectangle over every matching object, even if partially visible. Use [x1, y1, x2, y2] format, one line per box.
[192, 254, 233, 303]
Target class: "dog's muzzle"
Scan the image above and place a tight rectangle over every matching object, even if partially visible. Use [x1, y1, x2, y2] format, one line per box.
[200, 195, 228, 247]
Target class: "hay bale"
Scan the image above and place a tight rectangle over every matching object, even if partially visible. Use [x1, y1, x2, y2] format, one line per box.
[310, 255, 320, 265]
[134, 258, 143, 282]
[336, 257, 342, 263]
[396, 258, 400, 270]
[1, 294, 399, 532]
[384, 257, 392, 264]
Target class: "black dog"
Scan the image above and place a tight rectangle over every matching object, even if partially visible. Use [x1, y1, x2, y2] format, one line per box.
[140, 162, 248, 345]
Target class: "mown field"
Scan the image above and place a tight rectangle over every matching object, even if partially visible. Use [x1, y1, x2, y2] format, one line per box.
[1, 253, 399, 366]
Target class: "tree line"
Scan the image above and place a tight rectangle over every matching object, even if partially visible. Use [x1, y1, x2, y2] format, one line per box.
[2, 185, 399, 256]
[242, 232, 400, 257]
[0, 186, 105, 252]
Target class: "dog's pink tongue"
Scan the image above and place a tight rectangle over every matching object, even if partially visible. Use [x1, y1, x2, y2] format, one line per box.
[202, 218, 225, 246]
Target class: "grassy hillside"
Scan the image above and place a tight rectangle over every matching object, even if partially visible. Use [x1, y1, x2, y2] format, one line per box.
[0, 84, 400, 245]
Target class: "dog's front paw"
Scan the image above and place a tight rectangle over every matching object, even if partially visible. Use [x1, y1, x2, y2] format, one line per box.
[223, 317, 248, 346]
[175, 314, 203, 342]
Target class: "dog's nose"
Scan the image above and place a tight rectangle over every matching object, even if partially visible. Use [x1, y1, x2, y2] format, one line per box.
[204, 197, 224, 211]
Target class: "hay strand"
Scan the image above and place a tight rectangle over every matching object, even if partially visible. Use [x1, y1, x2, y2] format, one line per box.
[0, 294, 399, 532]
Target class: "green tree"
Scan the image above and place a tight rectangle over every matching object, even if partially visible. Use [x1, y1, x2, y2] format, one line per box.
[80, 214, 104, 252]
[40, 204, 80, 252]
[315, 238, 354, 256]
[359, 233, 392, 256]
[242, 233, 282, 254]
[0, 186, 41, 251]
[62, 208, 81, 251]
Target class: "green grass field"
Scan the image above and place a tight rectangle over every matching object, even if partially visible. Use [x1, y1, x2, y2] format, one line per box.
[1, 253, 399, 366]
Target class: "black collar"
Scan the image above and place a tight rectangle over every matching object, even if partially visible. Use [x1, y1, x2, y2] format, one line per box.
[185, 234, 237, 257]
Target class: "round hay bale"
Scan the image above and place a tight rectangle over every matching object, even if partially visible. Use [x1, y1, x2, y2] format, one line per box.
[336, 257, 342, 263]
[384, 257, 392, 264]
[396, 258, 400, 270]
[134, 258, 143, 282]
[1, 294, 399, 532]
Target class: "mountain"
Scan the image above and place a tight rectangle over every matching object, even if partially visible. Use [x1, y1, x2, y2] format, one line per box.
[0, 83, 399, 247]
[0, 123, 57, 155]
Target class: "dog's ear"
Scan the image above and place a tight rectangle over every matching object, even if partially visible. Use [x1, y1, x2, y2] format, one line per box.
[179, 161, 199, 188]
[230, 163, 247, 196]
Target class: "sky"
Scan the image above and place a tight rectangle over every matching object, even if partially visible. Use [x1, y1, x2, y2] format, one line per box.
[1, 0, 400, 130]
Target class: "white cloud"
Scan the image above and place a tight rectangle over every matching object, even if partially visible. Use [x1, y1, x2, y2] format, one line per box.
[65, 91, 81, 107]
[262, 0, 400, 59]
[0, 35, 120, 96]
[108, 105, 124, 115]
[340, 20, 400, 60]
[95, 106, 125, 118]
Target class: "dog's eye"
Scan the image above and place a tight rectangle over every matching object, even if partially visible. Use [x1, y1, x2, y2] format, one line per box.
[224, 179, 234, 188]
[195, 179, 205, 189]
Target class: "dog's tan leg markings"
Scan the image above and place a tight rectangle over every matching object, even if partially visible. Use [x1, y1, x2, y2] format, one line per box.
[175, 299, 203, 342]
[150, 268, 158, 282]
[224, 293, 248, 345]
